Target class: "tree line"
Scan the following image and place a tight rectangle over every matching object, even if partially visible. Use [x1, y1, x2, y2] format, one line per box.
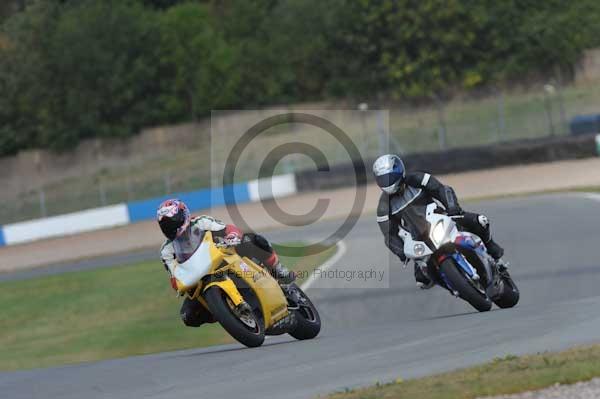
[1, 0, 599, 155]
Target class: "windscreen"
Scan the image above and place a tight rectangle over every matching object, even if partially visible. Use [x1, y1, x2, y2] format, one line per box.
[173, 224, 205, 263]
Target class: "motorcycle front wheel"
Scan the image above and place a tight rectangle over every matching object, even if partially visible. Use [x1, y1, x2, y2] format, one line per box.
[204, 286, 265, 348]
[439, 258, 492, 312]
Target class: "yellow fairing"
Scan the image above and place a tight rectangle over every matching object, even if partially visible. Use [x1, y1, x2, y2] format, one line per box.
[204, 278, 244, 306]
[173, 231, 224, 293]
[227, 257, 289, 329]
[177, 231, 289, 329]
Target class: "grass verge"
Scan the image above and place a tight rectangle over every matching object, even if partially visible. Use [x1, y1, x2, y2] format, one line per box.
[0, 242, 336, 371]
[328, 345, 600, 399]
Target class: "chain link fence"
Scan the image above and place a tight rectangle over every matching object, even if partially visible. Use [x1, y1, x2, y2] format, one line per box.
[2, 80, 599, 225]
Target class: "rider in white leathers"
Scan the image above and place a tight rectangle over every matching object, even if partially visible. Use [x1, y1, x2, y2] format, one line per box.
[157, 199, 293, 327]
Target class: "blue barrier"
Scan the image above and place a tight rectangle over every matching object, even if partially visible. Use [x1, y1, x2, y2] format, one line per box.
[0, 227, 5, 247]
[127, 183, 251, 223]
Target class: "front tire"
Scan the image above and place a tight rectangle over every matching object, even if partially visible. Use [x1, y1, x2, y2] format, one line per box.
[439, 258, 492, 312]
[204, 286, 265, 348]
[287, 284, 321, 340]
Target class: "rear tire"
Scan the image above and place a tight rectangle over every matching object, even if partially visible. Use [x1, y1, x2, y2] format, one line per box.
[288, 284, 321, 340]
[494, 273, 520, 309]
[439, 258, 492, 312]
[204, 286, 265, 348]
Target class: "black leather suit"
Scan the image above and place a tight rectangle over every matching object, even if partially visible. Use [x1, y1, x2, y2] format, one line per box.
[376, 172, 502, 262]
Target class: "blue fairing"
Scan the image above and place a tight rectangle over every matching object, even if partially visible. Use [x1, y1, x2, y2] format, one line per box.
[455, 234, 488, 257]
[452, 253, 474, 277]
[439, 252, 474, 290]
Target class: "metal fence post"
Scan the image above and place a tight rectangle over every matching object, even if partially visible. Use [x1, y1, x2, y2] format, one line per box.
[556, 84, 567, 135]
[39, 188, 47, 218]
[126, 163, 134, 201]
[434, 95, 448, 150]
[164, 172, 171, 195]
[358, 103, 370, 156]
[543, 84, 556, 136]
[497, 90, 506, 141]
[99, 182, 107, 206]
[554, 67, 568, 135]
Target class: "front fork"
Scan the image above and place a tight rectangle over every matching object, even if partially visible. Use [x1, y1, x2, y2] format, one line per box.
[431, 249, 481, 295]
[437, 251, 479, 278]
[435, 247, 504, 299]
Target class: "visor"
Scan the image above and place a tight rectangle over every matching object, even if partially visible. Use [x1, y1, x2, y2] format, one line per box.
[375, 171, 404, 189]
[173, 225, 203, 263]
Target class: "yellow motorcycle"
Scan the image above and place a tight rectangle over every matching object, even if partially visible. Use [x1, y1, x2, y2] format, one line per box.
[171, 231, 321, 347]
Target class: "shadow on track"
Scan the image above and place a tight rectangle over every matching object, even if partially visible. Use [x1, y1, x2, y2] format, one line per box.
[166, 336, 307, 360]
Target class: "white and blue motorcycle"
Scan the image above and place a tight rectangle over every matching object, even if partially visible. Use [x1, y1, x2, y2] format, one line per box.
[400, 202, 519, 312]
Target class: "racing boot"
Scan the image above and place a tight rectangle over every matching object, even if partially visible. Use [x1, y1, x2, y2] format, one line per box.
[476, 215, 505, 261]
[414, 262, 433, 290]
[264, 252, 296, 285]
[273, 262, 295, 285]
[484, 239, 504, 261]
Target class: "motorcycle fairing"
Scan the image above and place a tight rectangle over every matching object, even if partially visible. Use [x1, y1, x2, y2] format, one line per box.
[454, 232, 495, 288]
[173, 233, 224, 291]
[229, 257, 290, 327]
[455, 234, 487, 257]
[451, 253, 477, 278]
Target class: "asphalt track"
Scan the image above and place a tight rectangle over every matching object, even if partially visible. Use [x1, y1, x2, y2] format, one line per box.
[2, 193, 600, 399]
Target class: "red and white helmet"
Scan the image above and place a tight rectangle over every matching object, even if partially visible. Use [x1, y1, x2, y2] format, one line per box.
[156, 199, 191, 240]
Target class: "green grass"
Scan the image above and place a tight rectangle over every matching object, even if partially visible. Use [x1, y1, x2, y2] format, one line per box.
[0, 242, 337, 371]
[274, 241, 338, 284]
[328, 345, 600, 399]
[573, 186, 600, 193]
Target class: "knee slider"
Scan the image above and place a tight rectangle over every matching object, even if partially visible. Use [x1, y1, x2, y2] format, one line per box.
[477, 215, 489, 228]
[181, 310, 203, 327]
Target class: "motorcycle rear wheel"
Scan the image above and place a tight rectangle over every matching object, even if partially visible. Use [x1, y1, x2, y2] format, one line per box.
[493, 271, 520, 309]
[205, 286, 265, 348]
[439, 258, 492, 312]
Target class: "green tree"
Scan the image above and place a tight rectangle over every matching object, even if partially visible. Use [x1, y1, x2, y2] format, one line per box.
[0, 0, 163, 153]
[2, 0, 600, 156]
[159, 2, 237, 120]
[0, 1, 60, 155]
[139, 0, 188, 10]
[43, 0, 162, 146]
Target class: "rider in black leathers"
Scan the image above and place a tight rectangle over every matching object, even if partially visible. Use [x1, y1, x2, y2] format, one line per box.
[373, 154, 505, 288]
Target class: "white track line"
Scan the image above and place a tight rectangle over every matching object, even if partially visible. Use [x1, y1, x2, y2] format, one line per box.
[264, 241, 346, 342]
[300, 240, 347, 292]
[582, 192, 600, 202]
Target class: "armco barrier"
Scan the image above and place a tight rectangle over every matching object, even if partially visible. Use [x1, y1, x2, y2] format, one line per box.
[247, 174, 297, 202]
[127, 183, 250, 223]
[2, 204, 130, 246]
[0, 174, 297, 246]
[295, 134, 598, 192]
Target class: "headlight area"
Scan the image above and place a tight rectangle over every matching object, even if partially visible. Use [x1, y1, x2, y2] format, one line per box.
[430, 220, 446, 246]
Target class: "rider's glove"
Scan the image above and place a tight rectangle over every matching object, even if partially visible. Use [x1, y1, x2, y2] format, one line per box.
[447, 205, 463, 217]
[224, 233, 241, 246]
[222, 224, 242, 246]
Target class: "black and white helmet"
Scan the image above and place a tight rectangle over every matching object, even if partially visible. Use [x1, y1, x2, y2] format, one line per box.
[372, 154, 406, 195]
